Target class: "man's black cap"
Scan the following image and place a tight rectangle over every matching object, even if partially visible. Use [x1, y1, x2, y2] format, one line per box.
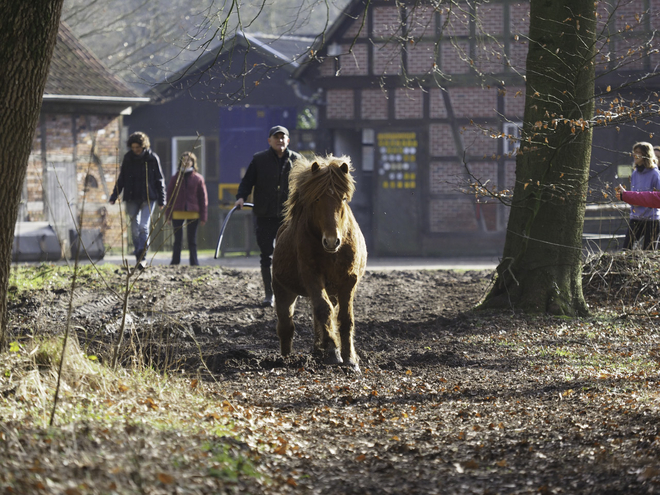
[269, 125, 289, 137]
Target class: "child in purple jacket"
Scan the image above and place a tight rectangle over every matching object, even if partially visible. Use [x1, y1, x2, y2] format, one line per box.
[617, 142, 660, 250]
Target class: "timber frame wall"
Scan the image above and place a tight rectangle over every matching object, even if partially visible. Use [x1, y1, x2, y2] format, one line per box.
[298, 0, 660, 256]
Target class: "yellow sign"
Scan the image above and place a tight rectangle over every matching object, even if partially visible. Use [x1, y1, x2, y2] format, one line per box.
[377, 132, 418, 189]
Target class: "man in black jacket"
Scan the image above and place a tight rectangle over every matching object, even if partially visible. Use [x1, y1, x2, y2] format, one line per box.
[235, 125, 302, 306]
[109, 132, 166, 268]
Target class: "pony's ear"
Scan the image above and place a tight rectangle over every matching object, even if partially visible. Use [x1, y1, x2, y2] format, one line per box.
[312, 162, 320, 172]
[340, 163, 349, 174]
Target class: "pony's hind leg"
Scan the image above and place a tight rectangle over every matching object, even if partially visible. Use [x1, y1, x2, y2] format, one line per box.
[311, 292, 342, 365]
[274, 285, 298, 357]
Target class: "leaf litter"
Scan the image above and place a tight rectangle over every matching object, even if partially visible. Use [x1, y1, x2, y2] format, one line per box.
[2, 251, 660, 493]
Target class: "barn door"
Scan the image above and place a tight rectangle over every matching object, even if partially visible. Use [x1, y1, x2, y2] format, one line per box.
[373, 131, 421, 255]
[45, 161, 77, 248]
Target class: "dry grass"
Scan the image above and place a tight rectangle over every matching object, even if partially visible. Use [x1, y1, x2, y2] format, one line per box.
[0, 335, 268, 494]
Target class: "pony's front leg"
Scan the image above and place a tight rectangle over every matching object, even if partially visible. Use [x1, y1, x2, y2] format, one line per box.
[274, 282, 298, 357]
[310, 291, 342, 365]
[337, 289, 360, 372]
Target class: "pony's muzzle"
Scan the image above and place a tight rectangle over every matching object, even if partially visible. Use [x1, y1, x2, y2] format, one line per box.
[322, 234, 341, 252]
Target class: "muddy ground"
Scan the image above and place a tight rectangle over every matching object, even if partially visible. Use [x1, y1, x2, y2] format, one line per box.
[7, 261, 660, 494]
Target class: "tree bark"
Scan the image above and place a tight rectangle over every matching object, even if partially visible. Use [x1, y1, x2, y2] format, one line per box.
[480, 0, 597, 316]
[0, 2, 64, 348]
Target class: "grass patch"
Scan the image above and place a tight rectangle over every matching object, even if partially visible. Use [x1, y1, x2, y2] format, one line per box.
[9, 263, 118, 295]
[0, 334, 267, 493]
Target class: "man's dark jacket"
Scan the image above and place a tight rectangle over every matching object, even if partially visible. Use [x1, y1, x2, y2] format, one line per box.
[236, 147, 302, 218]
[110, 149, 166, 206]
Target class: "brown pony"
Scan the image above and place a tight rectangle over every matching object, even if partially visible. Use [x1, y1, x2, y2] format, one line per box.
[272, 154, 367, 372]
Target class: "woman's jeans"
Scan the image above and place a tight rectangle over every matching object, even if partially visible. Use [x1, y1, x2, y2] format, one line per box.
[171, 219, 200, 265]
[125, 200, 156, 261]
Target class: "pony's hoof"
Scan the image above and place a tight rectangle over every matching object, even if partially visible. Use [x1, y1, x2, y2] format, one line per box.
[280, 341, 293, 357]
[346, 360, 361, 374]
[324, 349, 343, 365]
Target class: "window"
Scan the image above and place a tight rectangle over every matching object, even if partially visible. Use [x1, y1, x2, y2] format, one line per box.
[362, 129, 375, 172]
[172, 136, 205, 176]
[502, 122, 522, 156]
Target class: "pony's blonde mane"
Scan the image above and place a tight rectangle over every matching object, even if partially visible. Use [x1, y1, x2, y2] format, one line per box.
[283, 154, 355, 226]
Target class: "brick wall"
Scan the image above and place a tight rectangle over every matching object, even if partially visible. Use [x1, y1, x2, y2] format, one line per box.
[314, 1, 544, 240]
[510, 2, 530, 36]
[395, 87, 423, 119]
[429, 198, 478, 232]
[460, 125, 498, 157]
[476, 3, 503, 36]
[444, 7, 470, 37]
[652, 0, 660, 30]
[441, 40, 470, 74]
[361, 88, 389, 120]
[326, 89, 355, 119]
[319, 57, 336, 77]
[449, 87, 498, 118]
[430, 123, 456, 156]
[615, 0, 646, 30]
[373, 6, 402, 38]
[474, 40, 506, 74]
[406, 42, 436, 75]
[344, 12, 368, 39]
[467, 161, 498, 186]
[612, 36, 647, 70]
[430, 89, 448, 118]
[430, 161, 464, 192]
[509, 38, 528, 72]
[407, 4, 436, 38]
[373, 42, 403, 75]
[504, 86, 525, 118]
[340, 43, 369, 75]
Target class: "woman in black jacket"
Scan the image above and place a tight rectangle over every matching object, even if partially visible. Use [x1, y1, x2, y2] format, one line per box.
[109, 132, 166, 266]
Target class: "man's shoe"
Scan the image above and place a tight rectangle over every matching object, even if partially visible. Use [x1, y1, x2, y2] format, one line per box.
[261, 294, 274, 307]
[136, 261, 146, 271]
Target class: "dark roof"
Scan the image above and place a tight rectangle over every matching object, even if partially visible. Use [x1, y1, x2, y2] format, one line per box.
[44, 22, 141, 99]
[246, 33, 315, 65]
[147, 32, 314, 99]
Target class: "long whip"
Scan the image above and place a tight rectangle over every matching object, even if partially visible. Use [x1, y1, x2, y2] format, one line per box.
[214, 202, 253, 259]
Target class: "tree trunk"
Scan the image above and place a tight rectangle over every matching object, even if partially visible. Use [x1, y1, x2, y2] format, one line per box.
[0, 2, 64, 348]
[480, 0, 597, 316]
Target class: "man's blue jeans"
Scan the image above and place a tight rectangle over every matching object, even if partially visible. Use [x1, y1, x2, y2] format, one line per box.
[124, 200, 156, 260]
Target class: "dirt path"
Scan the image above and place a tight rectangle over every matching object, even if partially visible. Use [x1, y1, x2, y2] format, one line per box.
[8, 264, 660, 494]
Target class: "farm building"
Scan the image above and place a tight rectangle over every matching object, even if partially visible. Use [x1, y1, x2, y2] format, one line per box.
[56, 0, 660, 259]
[123, 32, 317, 253]
[292, 0, 660, 255]
[19, 22, 148, 260]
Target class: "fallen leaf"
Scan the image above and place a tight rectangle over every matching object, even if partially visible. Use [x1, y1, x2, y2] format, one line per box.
[157, 473, 174, 484]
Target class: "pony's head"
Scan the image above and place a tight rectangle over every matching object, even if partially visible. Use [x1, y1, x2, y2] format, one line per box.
[285, 155, 356, 253]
